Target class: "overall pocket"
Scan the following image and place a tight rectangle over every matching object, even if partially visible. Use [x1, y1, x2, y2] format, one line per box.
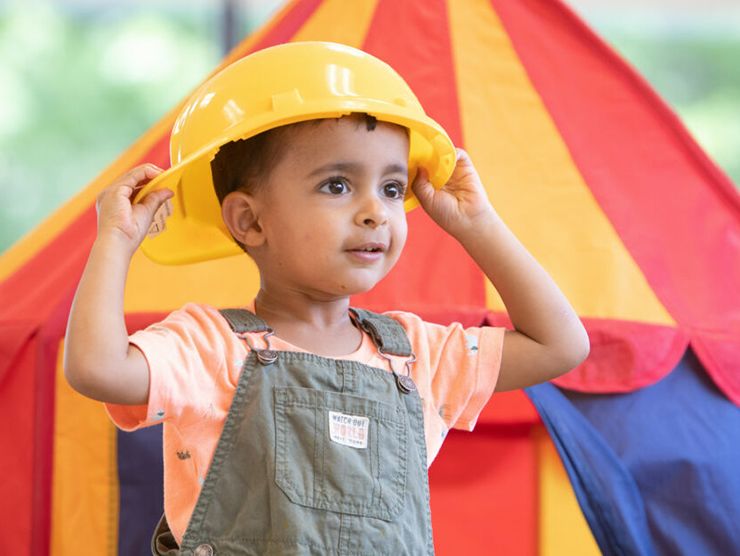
[273, 387, 408, 521]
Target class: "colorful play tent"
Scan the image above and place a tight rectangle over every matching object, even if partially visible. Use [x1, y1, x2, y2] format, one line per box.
[1, 0, 738, 554]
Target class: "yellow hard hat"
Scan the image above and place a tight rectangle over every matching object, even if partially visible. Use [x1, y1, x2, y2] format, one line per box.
[134, 41, 456, 265]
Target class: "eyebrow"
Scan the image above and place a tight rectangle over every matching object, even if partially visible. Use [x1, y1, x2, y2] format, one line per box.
[305, 161, 408, 179]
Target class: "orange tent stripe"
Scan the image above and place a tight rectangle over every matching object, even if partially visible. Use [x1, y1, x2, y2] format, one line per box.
[51, 342, 119, 556]
[291, 0, 379, 46]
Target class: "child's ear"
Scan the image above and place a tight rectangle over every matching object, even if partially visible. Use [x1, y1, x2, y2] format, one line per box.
[221, 190, 265, 248]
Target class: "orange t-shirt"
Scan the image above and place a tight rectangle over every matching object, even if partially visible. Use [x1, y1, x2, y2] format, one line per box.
[106, 302, 504, 545]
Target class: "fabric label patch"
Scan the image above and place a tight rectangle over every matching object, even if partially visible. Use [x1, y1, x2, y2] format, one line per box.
[329, 411, 369, 449]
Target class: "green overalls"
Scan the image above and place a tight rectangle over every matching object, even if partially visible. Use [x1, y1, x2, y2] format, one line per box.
[152, 308, 435, 555]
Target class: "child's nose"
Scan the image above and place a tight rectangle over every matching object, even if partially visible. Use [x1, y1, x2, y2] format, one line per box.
[355, 194, 389, 228]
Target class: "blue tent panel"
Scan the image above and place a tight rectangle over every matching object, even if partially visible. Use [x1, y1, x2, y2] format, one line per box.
[528, 348, 740, 555]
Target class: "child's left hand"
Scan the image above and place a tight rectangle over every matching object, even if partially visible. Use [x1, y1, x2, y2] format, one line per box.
[411, 148, 496, 239]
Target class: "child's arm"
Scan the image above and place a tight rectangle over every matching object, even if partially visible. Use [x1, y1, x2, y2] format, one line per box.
[64, 164, 173, 404]
[412, 149, 590, 392]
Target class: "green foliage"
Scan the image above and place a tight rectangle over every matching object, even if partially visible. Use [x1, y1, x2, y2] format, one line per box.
[0, 4, 218, 253]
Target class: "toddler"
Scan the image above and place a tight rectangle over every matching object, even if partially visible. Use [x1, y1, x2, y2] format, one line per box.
[65, 42, 589, 555]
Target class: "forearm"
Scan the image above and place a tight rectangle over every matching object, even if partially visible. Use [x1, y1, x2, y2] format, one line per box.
[64, 164, 168, 403]
[64, 235, 144, 401]
[457, 211, 589, 364]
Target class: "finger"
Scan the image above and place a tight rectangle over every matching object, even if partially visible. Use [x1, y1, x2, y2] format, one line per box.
[97, 182, 133, 208]
[411, 167, 430, 189]
[454, 149, 475, 172]
[131, 190, 171, 231]
[128, 168, 166, 201]
[411, 168, 435, 207]
[117, 163, 164, 189]
[136, 188, 173, 215]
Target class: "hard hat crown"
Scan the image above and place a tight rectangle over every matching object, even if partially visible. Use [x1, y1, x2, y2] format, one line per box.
[171, 42, 429, 164]
[136, 41, 456, 265]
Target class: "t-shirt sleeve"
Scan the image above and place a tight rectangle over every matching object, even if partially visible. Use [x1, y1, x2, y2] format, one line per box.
[387, 312, 505, 432]
[105, 303, 242, 432]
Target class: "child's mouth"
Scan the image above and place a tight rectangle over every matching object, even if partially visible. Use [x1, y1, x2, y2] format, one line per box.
[352, 247, 382, 252]
[346, 243, 386, 261]
[347, 242, 386, 253]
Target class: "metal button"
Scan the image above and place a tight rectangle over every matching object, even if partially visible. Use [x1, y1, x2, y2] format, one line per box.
[194, 544, 214, 556]
[256, 349, 278, 365]
[396, 374, 416, 394]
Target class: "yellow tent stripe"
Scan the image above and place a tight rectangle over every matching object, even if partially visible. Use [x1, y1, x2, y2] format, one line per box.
[51, 342, 119, 556]
[536, 427, 600, 555]
[291, 0, 379, 45]
[0, 0, 302, 284]
[447, 0, 673, 324]
[124, 252, 261, 312]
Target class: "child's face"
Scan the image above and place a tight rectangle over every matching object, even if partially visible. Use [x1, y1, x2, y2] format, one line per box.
[248, 116, 410, 299]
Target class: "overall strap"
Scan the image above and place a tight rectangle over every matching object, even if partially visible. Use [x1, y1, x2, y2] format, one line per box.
[219, 308, 271, 334]
[350, 308, 413, 357]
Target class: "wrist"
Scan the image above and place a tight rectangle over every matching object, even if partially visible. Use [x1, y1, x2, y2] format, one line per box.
[449, 207, 500, 245]
[93, 229, 139, 261]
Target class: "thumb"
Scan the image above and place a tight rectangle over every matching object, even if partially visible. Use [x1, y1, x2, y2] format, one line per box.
[134, 189, 173, 223]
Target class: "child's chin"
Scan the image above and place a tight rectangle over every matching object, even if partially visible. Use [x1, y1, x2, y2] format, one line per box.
[330, 278, 384, 297]
[321, 267, 394, 297]
[336, 284, 377, 297]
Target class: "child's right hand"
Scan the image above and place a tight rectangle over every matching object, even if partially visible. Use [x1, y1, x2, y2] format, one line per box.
[65, 163, 166, 405]
[95, 163, 173, 255]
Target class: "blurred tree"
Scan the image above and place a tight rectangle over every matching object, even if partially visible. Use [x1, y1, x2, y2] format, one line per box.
[0, 3, 222, 252]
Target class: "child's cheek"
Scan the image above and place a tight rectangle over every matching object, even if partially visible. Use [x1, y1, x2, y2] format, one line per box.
[394, 220, 409, 253]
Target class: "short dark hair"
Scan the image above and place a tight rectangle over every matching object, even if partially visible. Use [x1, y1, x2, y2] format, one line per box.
[211, 113, 378, 204]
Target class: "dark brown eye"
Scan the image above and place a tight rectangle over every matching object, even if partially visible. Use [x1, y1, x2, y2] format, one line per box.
[320, 178, 350, 195]
[383, 181, 406, 199]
